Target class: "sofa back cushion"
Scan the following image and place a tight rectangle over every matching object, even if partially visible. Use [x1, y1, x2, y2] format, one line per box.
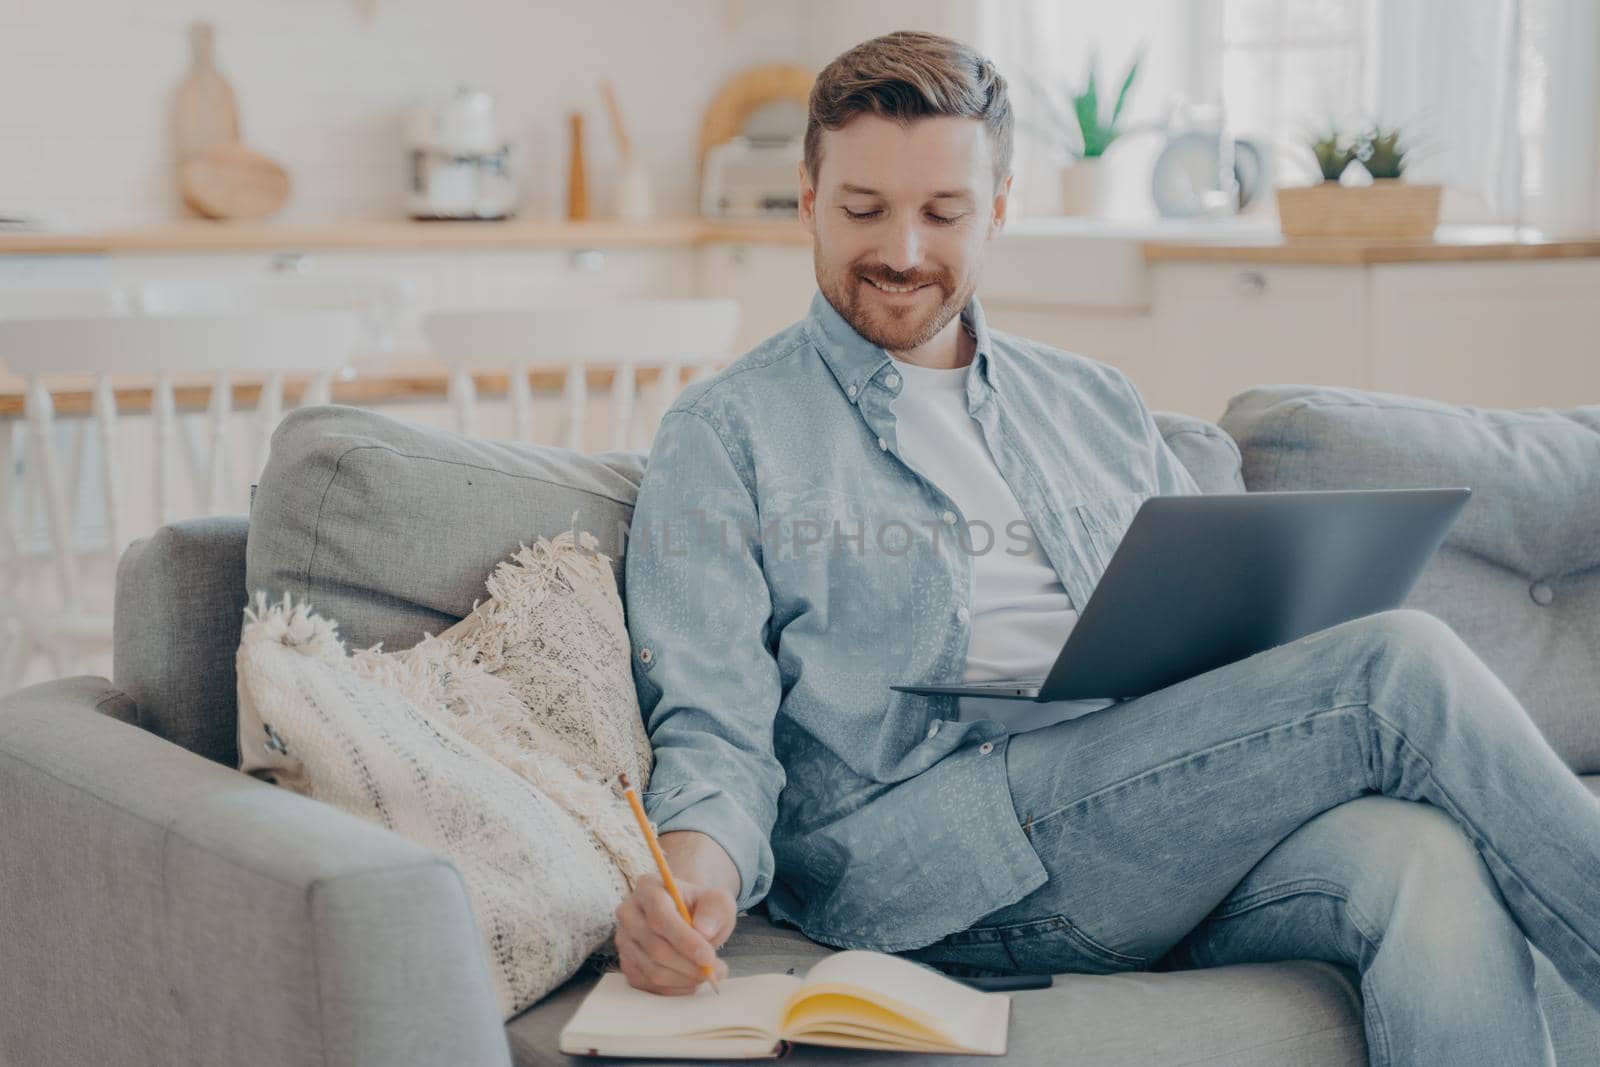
[1222, 385, 1600, 772]
[246, 406, 645, 653]
[246, 405, 1238, 662]
[1153, 411, 1246, 494]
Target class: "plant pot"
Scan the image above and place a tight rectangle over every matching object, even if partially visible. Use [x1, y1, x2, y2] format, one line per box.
[1276, 179, 1442, 239]
[1059, 157, 1112, 218]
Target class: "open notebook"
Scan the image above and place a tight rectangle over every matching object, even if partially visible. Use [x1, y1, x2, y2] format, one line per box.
[559, 949, 1010, 1059]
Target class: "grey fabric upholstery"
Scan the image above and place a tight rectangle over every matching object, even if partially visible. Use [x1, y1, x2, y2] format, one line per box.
[1222, 386, 1600, 773]
[0, 677, 512, 1067]
[113, 516, 250, 766]
[506, 897, 1600, 1066]
[508, 914, 1371, 1066]
[1154, 410, 1247, 494]
[7, 394, 1598, 1064]
[246, 405, 645, 653]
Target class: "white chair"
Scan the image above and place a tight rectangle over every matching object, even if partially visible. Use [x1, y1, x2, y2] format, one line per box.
[133, 277, 410, 359]
[0, 310, 361, 690]
[421, 299, 740, 452]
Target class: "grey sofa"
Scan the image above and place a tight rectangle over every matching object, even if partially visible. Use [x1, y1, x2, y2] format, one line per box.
[4, 385, 1599, 1066]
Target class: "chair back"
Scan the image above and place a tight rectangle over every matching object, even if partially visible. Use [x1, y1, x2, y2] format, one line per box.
[0, 310, 359, 688]
[422, 299, 739, 450]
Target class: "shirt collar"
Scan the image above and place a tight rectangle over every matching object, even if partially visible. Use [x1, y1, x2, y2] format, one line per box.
[805, 288, 1000, 406]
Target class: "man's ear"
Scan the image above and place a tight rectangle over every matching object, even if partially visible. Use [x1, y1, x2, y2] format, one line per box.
[798, 161, 817, 235]
[990, 173, 1014, 236]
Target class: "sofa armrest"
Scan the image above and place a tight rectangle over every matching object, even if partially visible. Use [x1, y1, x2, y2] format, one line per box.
[0, 678, 511, 1067]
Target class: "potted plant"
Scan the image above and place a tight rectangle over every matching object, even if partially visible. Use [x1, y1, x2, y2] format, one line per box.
[1034, 50, 1143, 217]
[1277, 123, 1442, 239]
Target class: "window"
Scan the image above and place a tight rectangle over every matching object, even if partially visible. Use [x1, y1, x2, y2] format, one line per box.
[1517, 0, 1551, 206]
[1193, 0, 1375, 178]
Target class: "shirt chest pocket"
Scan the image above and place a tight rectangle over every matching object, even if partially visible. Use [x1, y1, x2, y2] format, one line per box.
[1073, 491, 1150, 571]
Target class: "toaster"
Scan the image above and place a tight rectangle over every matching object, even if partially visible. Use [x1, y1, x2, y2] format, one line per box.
[700, 136, 803, 219]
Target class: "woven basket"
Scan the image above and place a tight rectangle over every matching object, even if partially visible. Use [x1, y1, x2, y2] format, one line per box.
[1277, 180, 1442, 239]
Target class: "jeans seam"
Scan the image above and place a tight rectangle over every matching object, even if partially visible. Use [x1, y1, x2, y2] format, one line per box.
[1028, 703, 1370, 831]
[1361, 703, 1600, 981]
[1205, 878, 1392, 1066]
[1211, 876, 1384, 948]
[1362, 975, 1394, 1067]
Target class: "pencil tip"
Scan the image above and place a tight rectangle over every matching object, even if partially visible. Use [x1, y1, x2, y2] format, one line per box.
[617, 771, 631, 789]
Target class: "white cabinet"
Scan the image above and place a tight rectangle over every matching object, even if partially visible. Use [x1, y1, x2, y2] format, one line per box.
[1137, 263, 1365, 418]
[1368, 260, 1600, 407]
[107, 247, 700, 354]
[696, 243, 815, 353]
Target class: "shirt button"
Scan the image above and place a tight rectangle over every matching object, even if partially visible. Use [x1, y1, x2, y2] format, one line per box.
[638, 647, 653, 664]
[955, 606, 970, 623]
[847, 384, 858, 399]
[941, 510, 957, 525]
[1530, 582, 1554, 606]
[885, 373, 900, 388]
[978, 741, 994, 756]
[926, 721, 941, 739]
[878, 437, 888, 450]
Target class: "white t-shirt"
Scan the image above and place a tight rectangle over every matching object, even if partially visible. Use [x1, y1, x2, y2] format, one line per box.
[888, 353, 1114, 733]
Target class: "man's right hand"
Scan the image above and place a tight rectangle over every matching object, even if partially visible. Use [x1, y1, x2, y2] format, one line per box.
[613, 831, 739, 995]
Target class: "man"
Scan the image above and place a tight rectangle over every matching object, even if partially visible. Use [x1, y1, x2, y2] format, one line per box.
[614, 31, 1600, 1062]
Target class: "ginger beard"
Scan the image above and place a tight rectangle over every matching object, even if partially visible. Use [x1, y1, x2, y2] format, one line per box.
[813, 237, 980, 355]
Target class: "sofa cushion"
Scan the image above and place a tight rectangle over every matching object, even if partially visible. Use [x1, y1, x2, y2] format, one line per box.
[1221, 385, 1600, 772]
[1154, 411, 1246, 494]
[236, 587, 652, 1019]
[247, 405, 1231, 657]
[247, 406, 645, 652]
[506, 912, 1368, 1066]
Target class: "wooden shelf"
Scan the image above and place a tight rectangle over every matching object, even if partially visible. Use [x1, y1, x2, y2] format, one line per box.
[0, 217, 811, 255]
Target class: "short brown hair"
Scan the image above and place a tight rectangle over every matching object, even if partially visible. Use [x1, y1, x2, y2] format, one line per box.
[804, 30, 1013, 189]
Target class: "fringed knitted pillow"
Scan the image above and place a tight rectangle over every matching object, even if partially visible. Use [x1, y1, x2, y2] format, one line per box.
[236, 530, 654, 1019]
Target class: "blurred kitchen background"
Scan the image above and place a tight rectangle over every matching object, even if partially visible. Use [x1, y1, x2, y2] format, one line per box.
[1, 0, 1597, 691]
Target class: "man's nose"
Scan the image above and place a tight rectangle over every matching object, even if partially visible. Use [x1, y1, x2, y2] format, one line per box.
[878, 217, 923, 274]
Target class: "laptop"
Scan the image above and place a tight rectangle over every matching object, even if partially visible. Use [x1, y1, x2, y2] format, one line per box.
[890, 488, 1472, 703]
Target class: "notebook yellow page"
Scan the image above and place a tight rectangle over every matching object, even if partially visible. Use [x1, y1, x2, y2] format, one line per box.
[559, 949, 1010, 1059]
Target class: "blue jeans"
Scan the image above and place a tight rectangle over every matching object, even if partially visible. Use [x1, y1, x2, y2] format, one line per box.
[904, 609, 1600, 1066]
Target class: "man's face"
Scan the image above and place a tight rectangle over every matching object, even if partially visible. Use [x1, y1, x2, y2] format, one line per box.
[799, 114, 1011, 354]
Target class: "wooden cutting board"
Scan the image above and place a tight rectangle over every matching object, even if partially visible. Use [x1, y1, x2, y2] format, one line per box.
[171, 20, 290, 218]
[180, 142, 291, 219]
[173, 21, 239, 162]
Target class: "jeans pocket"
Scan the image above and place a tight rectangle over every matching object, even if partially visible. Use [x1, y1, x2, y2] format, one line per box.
[1003, 915, 1150, 975]
[915, 908, 1152, 979]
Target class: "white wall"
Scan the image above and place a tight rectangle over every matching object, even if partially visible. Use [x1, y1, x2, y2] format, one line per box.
[0, 0, 806, 227]
[0, 0, 1205, 230]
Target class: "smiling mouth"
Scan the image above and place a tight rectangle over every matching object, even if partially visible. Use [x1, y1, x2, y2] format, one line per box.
[863, 277, 932, 295]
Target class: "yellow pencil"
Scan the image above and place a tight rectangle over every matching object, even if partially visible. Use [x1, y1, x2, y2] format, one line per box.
[618, 772, 721, 994]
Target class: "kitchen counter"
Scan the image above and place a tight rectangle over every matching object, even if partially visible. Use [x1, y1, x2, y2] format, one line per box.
[1142, 227, 1600, 265]
[4, 217, 1596, 262]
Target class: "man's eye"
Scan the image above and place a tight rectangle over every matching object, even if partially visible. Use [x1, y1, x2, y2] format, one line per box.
[843, 208, 881, 220]
[927, 213, 963, 225]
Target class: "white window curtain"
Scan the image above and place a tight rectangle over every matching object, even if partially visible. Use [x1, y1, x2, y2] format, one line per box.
[1373, 0, 1524, 224]
[973, 0, 1074, 220]
[1523, 0, 1600, 236]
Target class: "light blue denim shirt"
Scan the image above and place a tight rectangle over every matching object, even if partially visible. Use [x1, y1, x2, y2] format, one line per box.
[624, 288, 1199, 952]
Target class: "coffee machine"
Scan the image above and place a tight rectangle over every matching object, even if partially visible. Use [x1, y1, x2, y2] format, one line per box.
[407, 85, 517, 220]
